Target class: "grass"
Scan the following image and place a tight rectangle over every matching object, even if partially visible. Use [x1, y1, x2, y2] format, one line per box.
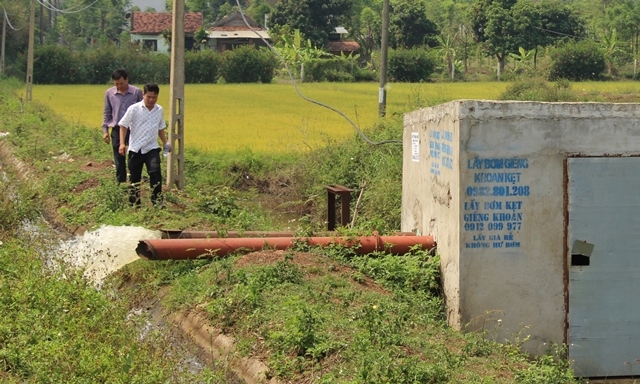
[32, 82, 510, 153]
[4, 76, 634, 382]
[31, 81, 640, 153]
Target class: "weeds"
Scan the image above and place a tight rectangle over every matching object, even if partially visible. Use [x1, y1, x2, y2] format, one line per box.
[0, 77, 586, 383]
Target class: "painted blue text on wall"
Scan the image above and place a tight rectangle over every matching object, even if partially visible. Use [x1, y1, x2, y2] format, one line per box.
[429, 130, 454, 175]
[463, 157, 529, 249]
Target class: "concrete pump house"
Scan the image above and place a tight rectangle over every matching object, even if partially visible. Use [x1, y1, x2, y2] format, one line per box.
[401, 100, 640, 378]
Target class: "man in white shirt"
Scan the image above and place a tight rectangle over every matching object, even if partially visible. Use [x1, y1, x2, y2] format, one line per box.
[118, 83, 170, 207]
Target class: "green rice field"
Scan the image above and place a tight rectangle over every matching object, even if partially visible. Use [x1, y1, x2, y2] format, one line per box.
[31, 81, 640, 153]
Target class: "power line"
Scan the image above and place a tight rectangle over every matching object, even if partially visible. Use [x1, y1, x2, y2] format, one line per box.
[3, 6, 23, 31]
[233, 0, 401, 146]
[37, 0, 101, 14]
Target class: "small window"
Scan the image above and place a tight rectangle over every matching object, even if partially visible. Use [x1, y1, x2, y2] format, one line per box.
[143, 39, 158, 51]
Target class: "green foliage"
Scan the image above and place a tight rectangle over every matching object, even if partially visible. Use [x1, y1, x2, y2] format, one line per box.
[268, 303, 328, 357]
[549, 40, 606, 81]
[31, 45, 83, 84]
[288, 117, 406, 233]
[348, 250, 441, 296]
[304, 57, 357, 82]
[499, 79, 577, 101]
[194, 186, 239, 219]
[389, 0, 440, 49]
[185, 50, 221, 83]
[514, 345, 576, 383]
[270, 0, 353, 48]
[388, 48, 437, 82]
[0, 174, 39, 238]
[16, 44, 225, 85]
[220, 46, 279, 83]
[0, 239, 214, 382]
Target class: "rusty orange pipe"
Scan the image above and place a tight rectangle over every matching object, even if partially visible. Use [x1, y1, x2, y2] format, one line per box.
[161, 229, 417, 239]
[136, 233, 435, 260]
[161, 229, 298, 239]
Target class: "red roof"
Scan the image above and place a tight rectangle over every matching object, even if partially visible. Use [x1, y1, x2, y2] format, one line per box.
[327, 41, 360, 53]
[131, 12, 203, 34]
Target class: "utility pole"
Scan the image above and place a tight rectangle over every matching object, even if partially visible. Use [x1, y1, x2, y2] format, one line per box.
[167, 0, 185, 189]
[26, 0, 35, 101]
[378, 0, 389, 117]
[39, 0, 43, 44]
[1, 7, 6, 75]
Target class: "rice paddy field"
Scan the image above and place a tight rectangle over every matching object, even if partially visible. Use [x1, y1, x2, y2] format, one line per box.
[31, 81, 640, 153]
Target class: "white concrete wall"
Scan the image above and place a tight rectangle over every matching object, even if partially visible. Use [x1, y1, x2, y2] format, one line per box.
[402, 100, 640, 355]
[403, 104, 461, 326]
[131, 33, 169, 53]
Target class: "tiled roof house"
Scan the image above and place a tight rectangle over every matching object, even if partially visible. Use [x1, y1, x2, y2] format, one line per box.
[327, 27, 360, 56]
[206, 12, 270, 52]
[130, 11, 204, 53]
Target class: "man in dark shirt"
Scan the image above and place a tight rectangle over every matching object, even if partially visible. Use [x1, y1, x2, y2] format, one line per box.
[101, 69, 143, 183]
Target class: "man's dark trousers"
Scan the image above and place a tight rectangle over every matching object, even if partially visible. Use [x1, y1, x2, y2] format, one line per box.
[111, 128, 128, 183]
[127, 148, 162, 206]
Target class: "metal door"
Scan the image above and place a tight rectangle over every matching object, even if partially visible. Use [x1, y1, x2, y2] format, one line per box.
[568, 157, 640, 377]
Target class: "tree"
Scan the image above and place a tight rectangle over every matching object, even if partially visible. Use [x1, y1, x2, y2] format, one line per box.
[246, 0, 272, 28]
[194, 26, 208, 51]
[538, 1, 586, 47]
[603, 0, 640, 76]
[0, 0, 30, 75]
[435, 34, 457, 80]
[54, 0, 130, 49]
[357, 7, 380, 60]
[389, 0, 439, 48]
[274, 28, 330, 81]
[270, 0, 352, 48]
[600, 28, 625, 75]
[470, 0, 528, 76]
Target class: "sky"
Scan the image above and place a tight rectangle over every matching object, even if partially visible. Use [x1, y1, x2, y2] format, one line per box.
[130, 0, 167, 12]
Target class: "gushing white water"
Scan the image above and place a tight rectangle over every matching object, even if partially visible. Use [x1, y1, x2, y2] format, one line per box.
[57, 225, 161, 285]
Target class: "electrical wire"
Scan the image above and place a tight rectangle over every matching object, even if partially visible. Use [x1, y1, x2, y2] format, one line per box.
[3, 7, 23, 31]
[37, 0, 101, 14]
[233, 0, 401, 146]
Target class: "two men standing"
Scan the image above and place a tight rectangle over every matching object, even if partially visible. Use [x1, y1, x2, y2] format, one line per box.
[102, 69, 170, 207]
[102, 69, 142, 183]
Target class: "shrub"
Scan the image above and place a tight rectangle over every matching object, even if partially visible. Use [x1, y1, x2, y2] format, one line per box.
[220, 46, 278, 84]
[18, 44, 173, 85]
[81, 45, 122, 85]
[353, 66, 376, 82]
[305, 57, 354, 82]
[185, 50, 221, 83]
[388, 47, 436, 82]
[32, 45, 84, 84]
[131, 52, 171, 84]
[549, 40, 606, 81]
[499, 79, 577, 102]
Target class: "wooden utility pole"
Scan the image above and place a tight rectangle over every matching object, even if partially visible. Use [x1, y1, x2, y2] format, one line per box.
[26, 0, 35, 101]
[167, 0, 185, 189]
[1, 7, 6, 75]
[378, 0, 389, 117]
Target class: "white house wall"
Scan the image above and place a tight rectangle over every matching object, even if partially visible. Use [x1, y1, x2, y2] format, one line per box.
[131, 33, 169, 53]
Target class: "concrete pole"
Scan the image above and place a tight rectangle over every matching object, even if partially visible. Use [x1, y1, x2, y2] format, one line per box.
[39, 1, 43, 44]
[378, 0, 389, 117]
[26, 0, 35, 101]
[167, 0, 185, 189]
[1, 8, 6, 75]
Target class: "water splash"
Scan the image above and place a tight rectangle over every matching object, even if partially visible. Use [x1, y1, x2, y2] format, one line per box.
[57, 225, 161, 285]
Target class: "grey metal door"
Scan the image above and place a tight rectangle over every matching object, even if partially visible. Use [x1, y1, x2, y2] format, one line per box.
[568, 157, 640, 377]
